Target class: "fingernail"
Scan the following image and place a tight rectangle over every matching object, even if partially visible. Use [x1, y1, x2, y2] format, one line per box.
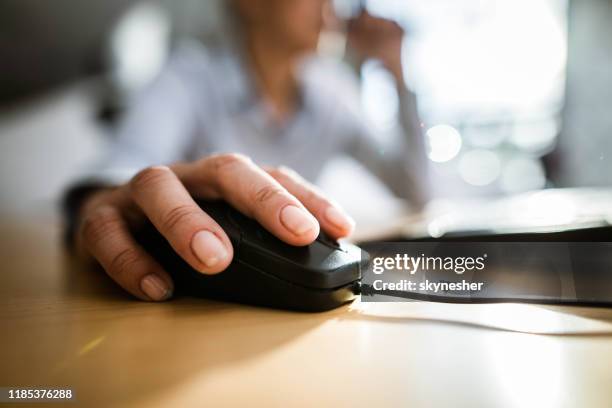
[280, 205, 317, 236]
[191, 230, 228, 269]
[325, 206, 355, 232]
[140, 274, 172, 301]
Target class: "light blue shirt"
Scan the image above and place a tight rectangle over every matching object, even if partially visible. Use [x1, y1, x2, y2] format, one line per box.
[92, 40, 429, 206]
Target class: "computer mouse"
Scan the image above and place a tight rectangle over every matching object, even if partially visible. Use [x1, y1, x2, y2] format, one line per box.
[134, 200, 363, 311]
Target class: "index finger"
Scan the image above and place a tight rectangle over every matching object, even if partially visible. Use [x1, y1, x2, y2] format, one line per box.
[129, 166, 234, 275]
[175, 154, 320, 246]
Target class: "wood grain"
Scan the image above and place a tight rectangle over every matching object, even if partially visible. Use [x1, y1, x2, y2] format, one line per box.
[1, 215, 612, 408]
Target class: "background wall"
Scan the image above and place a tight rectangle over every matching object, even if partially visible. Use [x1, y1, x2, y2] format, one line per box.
[0, 0, 132, 105]
[0, 0, 221, 106]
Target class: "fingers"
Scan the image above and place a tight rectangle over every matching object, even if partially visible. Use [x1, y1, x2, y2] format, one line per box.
[349, 12, 403, 43]
[265, 166, 355, 239]
[177, 154, 320, 246]
[129, 166, 234, 274]
[79, 205, 173, 301]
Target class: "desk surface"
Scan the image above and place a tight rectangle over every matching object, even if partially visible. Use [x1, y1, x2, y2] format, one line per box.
[2, 214, 612, 408]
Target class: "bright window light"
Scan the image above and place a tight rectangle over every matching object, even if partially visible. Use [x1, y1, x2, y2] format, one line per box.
[426, 124, 463, 162]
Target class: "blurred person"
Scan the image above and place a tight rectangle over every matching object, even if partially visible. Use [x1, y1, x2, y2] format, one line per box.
[65, 0, 429, 302]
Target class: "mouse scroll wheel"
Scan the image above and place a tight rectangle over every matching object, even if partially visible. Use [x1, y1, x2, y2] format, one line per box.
[316, 231, 341, 249]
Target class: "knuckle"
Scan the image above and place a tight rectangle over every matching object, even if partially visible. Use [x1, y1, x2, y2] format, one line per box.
[209, 153, 252, 174]
[130, 166, 172, 193]
[160, 204, 201, 233]
[108, 247, 142, 281]
[80, 207, 120, 246]
[253, 185, 285, 205]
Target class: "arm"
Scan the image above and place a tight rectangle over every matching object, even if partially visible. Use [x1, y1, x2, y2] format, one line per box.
[343, 11, 430, 208]
[343, 87, 430, 209]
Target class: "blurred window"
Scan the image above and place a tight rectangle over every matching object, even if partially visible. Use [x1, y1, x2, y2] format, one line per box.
[355, 0, 568, 196]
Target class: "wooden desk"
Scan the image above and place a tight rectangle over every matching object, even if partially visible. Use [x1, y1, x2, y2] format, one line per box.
[2, 214, 612, 408]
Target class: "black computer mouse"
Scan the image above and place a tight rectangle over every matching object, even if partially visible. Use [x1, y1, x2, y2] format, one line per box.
[134, 200, 363, 311]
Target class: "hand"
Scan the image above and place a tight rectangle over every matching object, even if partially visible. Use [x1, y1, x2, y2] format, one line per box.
[346, 11, 405, 84]
[74, 154, 355, 301]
